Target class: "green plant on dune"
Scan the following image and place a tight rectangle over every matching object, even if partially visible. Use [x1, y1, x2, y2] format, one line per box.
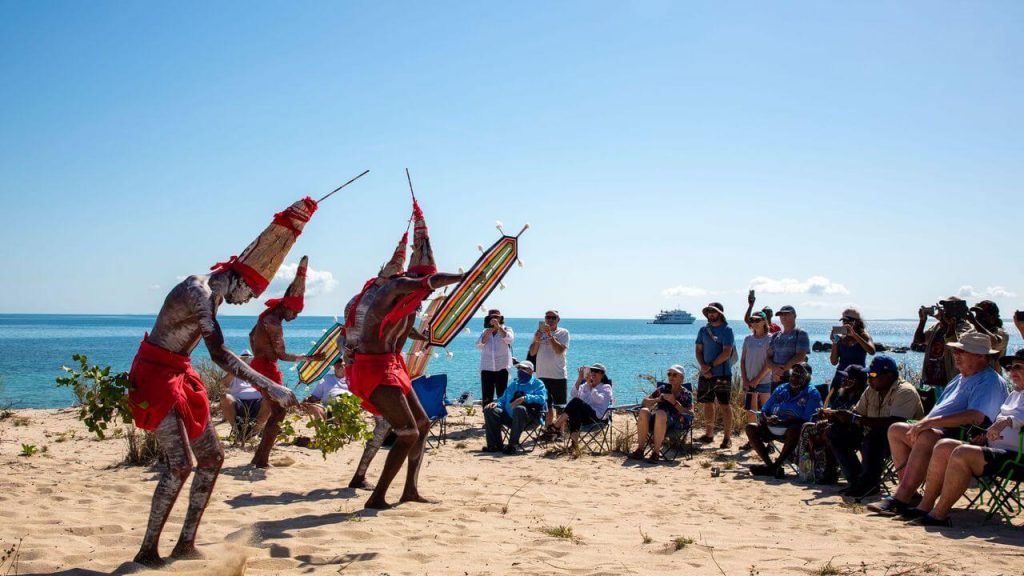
[280, 395, 371, 459]
[20, 443, 38, 457]
[55, 354, 133, 440]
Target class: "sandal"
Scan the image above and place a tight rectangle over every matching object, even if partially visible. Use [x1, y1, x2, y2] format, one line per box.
[647, 450, 662, 463]
[628, 450, 645, 460]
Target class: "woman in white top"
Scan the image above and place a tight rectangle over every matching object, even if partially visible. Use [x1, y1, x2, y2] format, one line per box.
[548, 363, 613, 457]
[476, 310, 514, 406]
[905, 348, 1024, 526]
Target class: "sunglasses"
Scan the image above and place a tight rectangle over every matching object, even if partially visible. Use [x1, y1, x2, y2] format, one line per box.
[544, 315, 558, 320]
[590, 369, 605, 374]
[1009, 364, 1024, 372]
[841, 317, 856, 322]
[749, 317, 764, 322]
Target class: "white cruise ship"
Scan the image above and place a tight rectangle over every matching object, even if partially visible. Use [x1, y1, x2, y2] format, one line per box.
[650, 309, 696, 324]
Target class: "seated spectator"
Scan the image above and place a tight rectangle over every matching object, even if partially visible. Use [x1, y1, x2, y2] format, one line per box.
[301, 358, 351, 419]
[868, 332, 1008, 516]
[483, 360, 548, 455]
[740, 311, 774, 449]
[218, 350, 269, 439]
[822, 355, 924, 498]
[744, 362, 822, 478]
[829, 308, 876, 388]
[902, 349, 1024, 526]
[797, 365, 867, 484]
[548, 363, 614, 457]
[967, 300, 1008, 373]
[629, 364, 693, 462]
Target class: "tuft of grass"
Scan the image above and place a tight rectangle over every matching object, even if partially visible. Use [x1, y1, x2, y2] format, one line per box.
[540, 525, 577, 542]
[673, 536, 695, 551]
[639, 526, 652, 544]
[454, 441, 467, 449]
[11, 416, 30, 427]
[815, 559, 841, 576]
[699, 460, 712, 469]
[838, 501, 866, 514]
[20, 443, 38, 457]
[722, 460, 737, 470]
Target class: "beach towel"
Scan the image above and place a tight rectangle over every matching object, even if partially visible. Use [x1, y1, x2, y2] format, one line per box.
[128, 335, 209, 440]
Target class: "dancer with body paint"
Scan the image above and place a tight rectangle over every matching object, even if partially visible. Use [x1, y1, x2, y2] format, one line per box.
[342, 195, 472, 509]
[249, 255, 325, 468]
[127, 197, 318, 566]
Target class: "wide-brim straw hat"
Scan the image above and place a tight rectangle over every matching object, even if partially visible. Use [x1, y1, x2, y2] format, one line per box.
[947, 332, 998, 355]
[999, 349, 1024, 369]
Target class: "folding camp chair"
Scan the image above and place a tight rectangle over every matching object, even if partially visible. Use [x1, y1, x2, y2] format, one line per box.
[568, 410, 614, 455]
[411, 374, 448, 449]
[630, 382, 695, 461]
[500, 409, 545, 453]
[965, 431, 1024, 524]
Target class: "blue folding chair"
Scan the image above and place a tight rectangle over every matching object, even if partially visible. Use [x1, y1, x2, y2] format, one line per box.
[412, 374, 448, 449]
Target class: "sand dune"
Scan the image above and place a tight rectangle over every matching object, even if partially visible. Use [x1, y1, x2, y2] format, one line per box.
[2, 408, 1023, 575]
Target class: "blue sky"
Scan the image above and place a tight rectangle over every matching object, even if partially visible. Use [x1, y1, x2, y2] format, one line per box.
[1, 2, 1021, 320]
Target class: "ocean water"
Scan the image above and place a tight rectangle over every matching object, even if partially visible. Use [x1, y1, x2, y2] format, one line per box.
[1, 314, 1019, 409]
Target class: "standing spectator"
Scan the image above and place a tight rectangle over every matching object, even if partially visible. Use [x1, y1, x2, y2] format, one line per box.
[829, 308, 876, 388]
[741, 311, 774, 437]
[477, 309, 514, 406]
[911, 296, 973, 389]
[868, 332, 1007, 517]
[743, 290, 781, 333]
[968, 300, 1008, 373]
[1015, 310, 1024, 341]
[767, 305, 810, 392]
[695, 302, 736, 448]
[823, 355, 924, 498]
[529, 309, 570, 426]
[549, 363, 614, 457]
[482, 360, 547, 455]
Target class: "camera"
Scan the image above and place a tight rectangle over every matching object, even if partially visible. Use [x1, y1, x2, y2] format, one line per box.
[831, 326, 849, 341]
[942, 299, 969, 320]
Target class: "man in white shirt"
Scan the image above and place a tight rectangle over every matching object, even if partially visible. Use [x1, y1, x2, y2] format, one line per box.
[218, 350, 268, 439]
[529, 309, 570, 425]
[477, 309, 514, 406]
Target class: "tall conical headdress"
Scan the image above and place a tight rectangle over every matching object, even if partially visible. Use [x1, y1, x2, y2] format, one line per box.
[379, 231, 408, 278]
[407, 198, 436, 275]
[262, 255, 308, 316]
[211, 197, 318, 296]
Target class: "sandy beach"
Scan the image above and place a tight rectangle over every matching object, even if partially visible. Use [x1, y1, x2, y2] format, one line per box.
[2, 408, 1023, 576]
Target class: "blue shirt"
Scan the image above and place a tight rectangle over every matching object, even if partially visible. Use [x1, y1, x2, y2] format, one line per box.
[497, 375, 549, 422]
[768, 329, 810, 370]
[696, 323, 735, 377]
[762, 384, 822, 424]
[928, 367, 1008, 422]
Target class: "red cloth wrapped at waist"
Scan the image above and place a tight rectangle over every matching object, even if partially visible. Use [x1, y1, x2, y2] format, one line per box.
[128, 335, 209, 440]
[346, 352, 412, 415]
[250, 356, 283, 384]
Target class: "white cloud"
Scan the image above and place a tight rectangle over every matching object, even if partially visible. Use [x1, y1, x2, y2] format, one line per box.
[956, 285, 1016, 299]
[662, 285, 709, 298]
[749, 276, 850, 296]
[267, 262, 338, 298]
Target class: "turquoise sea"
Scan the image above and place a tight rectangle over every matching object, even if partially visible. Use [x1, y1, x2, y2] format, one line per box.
[1, 314, 1019, 409]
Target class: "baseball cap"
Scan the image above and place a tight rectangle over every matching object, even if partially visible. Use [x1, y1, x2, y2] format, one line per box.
[514, 360, 535, 371]
[838, 365, 868, 384]
[776, 305, 796, 316]
[667, 364, 685, 376]
[867, 355, 899, 375]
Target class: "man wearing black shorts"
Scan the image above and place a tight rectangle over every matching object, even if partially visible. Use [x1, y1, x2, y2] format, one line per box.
[529, 309, 570, 426]
[695, 302, 736, 449]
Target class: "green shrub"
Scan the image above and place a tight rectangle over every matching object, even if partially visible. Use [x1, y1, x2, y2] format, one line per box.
[281, 395, 372, 459]
[56, 354, 133, 440]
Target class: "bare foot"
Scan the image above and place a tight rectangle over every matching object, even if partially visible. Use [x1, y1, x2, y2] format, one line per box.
[364, 497, 393, 510]
[399, 493, 438, 504]
[251, 459, 270, 469]
[348, 477, 376, 491]
[133, 550, 166, 567]
[170, 542, 204, 560]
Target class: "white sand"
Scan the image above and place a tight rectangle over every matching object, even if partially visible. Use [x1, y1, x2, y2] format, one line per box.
[1, 408, 1022, 575]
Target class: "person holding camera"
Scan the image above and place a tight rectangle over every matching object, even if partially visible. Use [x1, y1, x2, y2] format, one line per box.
[529, 310, 570, 425]
[629, 364, 693, 462]
[548, 363, 614, 457]
[829, 308, 876, 388]
[476, 309, 515, 406]
[967, 300, 1008, 373]
[911, 296, 974, 389]
[482, 360, 548, 455]
[743, 290, 781, 334]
